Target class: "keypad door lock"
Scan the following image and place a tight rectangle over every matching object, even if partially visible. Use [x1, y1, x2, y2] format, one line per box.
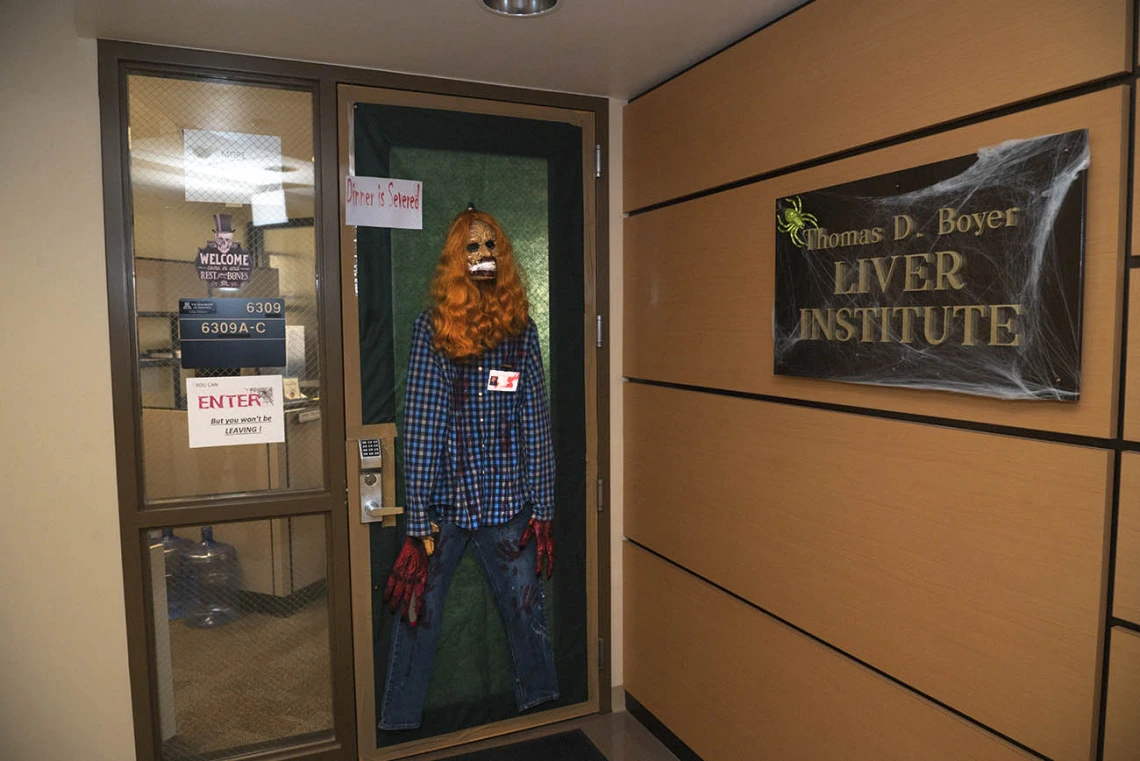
[358, 438, 402, 524]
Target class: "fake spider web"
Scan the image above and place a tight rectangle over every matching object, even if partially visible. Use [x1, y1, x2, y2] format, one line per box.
[772, 130, 1090, 401]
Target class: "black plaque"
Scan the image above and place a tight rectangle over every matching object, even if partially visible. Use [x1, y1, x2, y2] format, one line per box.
[179, 298, 286, 369]
[773, 130, 1088, 400]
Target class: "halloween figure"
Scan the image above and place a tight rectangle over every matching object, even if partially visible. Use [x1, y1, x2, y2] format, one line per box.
[378, 208, 558, 731]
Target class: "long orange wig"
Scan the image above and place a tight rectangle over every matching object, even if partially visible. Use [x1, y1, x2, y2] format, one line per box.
[430, 209, 530, 360]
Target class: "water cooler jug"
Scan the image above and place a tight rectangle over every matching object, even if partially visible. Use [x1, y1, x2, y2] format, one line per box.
[160, 528, 195, 619]
[184, 526, 242, 628]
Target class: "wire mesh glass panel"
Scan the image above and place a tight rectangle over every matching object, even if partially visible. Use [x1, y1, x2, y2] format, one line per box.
[127, 74, 323, 502]
[147, 517, 333, 760]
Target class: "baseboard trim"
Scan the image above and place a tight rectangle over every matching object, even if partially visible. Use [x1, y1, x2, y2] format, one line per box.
[625, 692, 704, 761]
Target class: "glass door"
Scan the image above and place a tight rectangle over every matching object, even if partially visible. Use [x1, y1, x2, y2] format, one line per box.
[108, 67, 354, 761]
[338, 86, 599, 760]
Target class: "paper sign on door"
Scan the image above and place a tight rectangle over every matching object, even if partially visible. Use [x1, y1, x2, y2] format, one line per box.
[186, 374, 285, 448]
[345, 175, 423, 229]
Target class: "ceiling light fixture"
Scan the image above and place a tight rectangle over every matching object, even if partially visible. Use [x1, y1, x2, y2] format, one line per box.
[480, 0, 561, 18]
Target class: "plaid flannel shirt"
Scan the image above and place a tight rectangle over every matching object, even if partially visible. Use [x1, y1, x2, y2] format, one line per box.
[402, 311, 555, 537]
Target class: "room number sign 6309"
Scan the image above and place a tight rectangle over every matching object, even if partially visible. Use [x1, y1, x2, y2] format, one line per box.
[178, 297, 286, 369]
[245, 300, 283, 315]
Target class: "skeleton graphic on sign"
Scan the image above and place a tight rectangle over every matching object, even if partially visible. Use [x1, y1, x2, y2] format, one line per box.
[195, 213, 252, 288]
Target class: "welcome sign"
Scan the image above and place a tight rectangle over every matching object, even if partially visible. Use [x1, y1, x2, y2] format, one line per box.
[772, 130, 1089, 401]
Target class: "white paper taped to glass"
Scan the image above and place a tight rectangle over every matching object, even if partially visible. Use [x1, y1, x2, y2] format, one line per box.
[345, 175, 423, 229]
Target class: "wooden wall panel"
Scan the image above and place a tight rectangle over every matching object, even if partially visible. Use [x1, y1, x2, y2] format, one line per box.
[623, 0, 1130, 211]
[624, 543, 1036, 761]
[1117, 454, 1140, 624]
[624, 383, 1110, 761]
[1126, 277, 1140, 441]
[624, 88, 1128, 439]
[1127, 110, 1140, 440]
[1104, 627, 1140, 761]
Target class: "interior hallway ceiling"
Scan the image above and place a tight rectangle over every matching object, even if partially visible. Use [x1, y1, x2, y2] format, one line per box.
[74, 0, 808, 99]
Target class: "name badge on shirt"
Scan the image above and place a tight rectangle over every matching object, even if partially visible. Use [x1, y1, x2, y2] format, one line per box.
[487, 369, 521, 392]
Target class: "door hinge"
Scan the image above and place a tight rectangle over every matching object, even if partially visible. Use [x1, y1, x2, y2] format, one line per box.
[598, 637, 606, 671]
[595, 144, 602, 178]
[597, 478, 604, 512]
[596, 314, 603, 348]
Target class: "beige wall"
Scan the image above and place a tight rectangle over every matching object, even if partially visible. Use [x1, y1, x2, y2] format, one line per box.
[0, 8, 625, 761]
[0, 1, 136, 761]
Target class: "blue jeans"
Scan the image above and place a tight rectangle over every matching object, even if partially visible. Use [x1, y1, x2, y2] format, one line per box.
[378, 507, 559, 730]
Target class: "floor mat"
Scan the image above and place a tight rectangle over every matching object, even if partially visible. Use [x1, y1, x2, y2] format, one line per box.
[435, 729, 607, 761]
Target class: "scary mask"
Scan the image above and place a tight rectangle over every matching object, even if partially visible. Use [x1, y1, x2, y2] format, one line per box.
[465, 220, 498, 281]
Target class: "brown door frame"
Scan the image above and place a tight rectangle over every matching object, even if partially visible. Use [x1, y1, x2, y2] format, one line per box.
[99, 40, 611, 761]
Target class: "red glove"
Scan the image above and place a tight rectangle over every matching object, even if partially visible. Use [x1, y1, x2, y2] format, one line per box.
[384, 536, 428, 625]
[518, 518, 555, 579]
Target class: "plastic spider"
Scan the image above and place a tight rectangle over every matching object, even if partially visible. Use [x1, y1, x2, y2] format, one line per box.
[776, 196, 818, 247]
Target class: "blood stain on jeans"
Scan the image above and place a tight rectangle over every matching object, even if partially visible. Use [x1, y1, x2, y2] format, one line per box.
[495, 538, 524, 563]
[516, 584, 541, 615]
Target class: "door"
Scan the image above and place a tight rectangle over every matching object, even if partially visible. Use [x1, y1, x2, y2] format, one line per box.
[103, 62, 357, 761]
[338, 86, 600, 759]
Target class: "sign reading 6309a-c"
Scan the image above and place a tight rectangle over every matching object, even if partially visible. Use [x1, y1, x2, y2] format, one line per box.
[178, 298, 286, 369]
[198, 320, 274, 335]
